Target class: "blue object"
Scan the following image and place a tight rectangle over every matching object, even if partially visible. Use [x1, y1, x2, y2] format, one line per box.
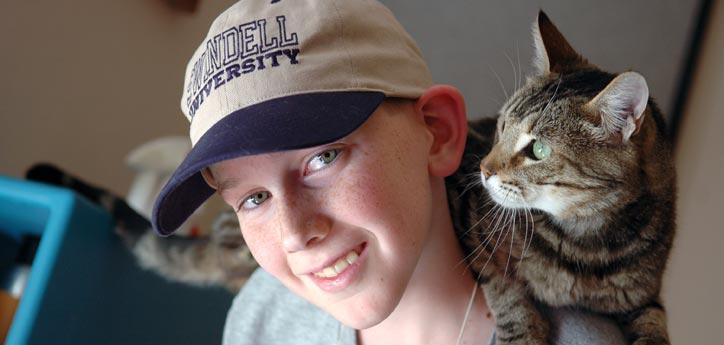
[0, 175, 233, 345]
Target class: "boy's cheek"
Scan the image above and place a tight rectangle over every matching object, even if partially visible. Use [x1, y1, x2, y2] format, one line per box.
[240, 225, 285, 274]
[248, 243, 294, 284]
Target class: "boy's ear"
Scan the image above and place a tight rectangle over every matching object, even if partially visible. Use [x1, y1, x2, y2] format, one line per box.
[201, 167, 219, 189]
[414, 85, 468, 177]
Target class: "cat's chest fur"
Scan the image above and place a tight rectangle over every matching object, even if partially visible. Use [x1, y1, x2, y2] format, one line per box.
[494, 198, 674, 314]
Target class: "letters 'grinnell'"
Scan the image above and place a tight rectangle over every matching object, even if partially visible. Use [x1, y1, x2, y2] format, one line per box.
[186, 15, 300, 117]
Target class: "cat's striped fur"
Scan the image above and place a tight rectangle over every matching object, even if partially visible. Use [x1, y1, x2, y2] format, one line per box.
[26, 163, 257, 292]
[123, 210, 257, 292]
[446, 12, 675, 345]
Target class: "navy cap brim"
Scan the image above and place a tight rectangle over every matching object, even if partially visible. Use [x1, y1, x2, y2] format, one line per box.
[152, 91, 385, 236]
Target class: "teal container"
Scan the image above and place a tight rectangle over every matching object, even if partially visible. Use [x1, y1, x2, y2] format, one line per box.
[0, 175, 233, 345]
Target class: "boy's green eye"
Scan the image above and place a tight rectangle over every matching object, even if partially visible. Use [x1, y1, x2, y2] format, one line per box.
[320, 150, 337, 163]
[531, 140, 551, 160]
[307, 148, 340, 173]
[241, 191, 270, 210]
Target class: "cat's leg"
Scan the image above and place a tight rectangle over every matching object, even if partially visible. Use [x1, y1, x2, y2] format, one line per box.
[482, 273, 550, 345]
[614, 298, 670, 345]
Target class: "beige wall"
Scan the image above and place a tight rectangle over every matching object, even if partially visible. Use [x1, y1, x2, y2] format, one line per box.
[663, 0, 724, 343]
[0, 0, 235, 195]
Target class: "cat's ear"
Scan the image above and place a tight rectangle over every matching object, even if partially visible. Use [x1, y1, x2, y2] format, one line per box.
[532, 11, 587, 75]
[586, 71, 649, 143]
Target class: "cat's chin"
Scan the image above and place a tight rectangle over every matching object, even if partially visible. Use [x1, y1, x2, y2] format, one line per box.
[483, 178, 529, 209]
[485, 188, 527, 209]
[550, 214, 608, 237]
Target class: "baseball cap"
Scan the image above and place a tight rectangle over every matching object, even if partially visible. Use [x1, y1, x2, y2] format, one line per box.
[152, 0, 433, 236]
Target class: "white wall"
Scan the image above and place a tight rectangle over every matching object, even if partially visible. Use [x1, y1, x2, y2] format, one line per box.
[1, 1, 700, 196]
[663, 0, 724, 343]
[0, 0, 235, 195]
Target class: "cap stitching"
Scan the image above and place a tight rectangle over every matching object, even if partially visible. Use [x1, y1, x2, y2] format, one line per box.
[330, 0, 359, 89]
[220, 13, 232, 120]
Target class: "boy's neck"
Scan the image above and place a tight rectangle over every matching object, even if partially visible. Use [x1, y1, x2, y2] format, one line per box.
[356, 181, 494, 345]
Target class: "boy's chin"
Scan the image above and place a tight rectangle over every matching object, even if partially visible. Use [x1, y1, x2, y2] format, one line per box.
[324, 294, 401, 330]
[332, 308, 389, 330]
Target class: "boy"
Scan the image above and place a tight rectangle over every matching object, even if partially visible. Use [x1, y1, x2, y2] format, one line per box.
[152, 1, 625, 344]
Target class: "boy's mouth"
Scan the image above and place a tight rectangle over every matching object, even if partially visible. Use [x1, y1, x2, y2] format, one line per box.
[313, 250, 359, 278]
[311, 243, 365, 278]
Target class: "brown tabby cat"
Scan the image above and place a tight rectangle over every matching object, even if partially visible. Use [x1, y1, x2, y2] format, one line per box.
[447, 12, 676, 345]
[120, 209, 257, 292]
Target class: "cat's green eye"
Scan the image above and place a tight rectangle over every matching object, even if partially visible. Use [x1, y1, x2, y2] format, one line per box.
[532, 140, 551, 160]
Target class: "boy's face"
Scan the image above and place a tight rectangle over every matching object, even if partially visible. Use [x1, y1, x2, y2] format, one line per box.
[209, 101, 436, 328]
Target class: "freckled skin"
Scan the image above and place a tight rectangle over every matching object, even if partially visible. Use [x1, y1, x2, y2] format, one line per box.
[202, 83, 497, 344]
[208, 101, 436, 328]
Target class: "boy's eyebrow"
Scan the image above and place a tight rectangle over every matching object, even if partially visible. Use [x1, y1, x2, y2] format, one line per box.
[215, 178, 241, 194]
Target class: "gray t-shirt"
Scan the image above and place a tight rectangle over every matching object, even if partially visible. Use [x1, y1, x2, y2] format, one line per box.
[222, 269, 626, 345]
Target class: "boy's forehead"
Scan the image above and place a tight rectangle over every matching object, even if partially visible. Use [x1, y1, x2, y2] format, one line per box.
[210, 99, 417, 171]
[152, 0, 432, 235]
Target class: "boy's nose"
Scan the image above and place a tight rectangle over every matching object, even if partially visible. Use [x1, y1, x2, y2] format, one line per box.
[278, 202, 330, 253]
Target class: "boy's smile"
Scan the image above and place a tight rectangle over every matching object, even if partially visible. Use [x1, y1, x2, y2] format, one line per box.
[207, 100, 436, 327]
[306, 242, 367, 293]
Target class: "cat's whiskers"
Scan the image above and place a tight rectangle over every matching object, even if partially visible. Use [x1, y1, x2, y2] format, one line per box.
[459, 221, 498, 270]
[456, 200, 503, 268]
[486, 94, 504, 108]
[477, 198, 504, 223]
[503, 207, 518, 277]
[466, 193, 503, 234]
[504, 52, 519, 92]
[476, 197, 498, 212]
[481, 186, 533, 277]
[540, 77, 562, 118]
[460, 197, 498, 239]
[478, 190, 514, 275]
[460, 196, 507, 271]
[483, 207, 511, 275]
[457, 171, 484, 200]
[519, 205, 531, 265]
[459, 202, 506, 270]
[521, 202, 537, 261]
[487, 63, 509, 99]
[516, 41, 522, 91]
[489, 196, 509, 235]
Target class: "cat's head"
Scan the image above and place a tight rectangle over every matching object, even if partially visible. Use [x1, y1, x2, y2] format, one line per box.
[481, 11, 653, 225]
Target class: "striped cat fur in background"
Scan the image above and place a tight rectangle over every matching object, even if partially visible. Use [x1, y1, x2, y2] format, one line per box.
[446, 11, 676, 345]
[26, 163, 257, 292]
[122, 209, 256, 292]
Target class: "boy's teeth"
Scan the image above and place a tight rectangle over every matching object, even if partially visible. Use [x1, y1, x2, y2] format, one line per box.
[321, 267, 336, 277]
[345, 251, 358, 264]
[314, 250, 359, 278]
[333, 258, 349, 274]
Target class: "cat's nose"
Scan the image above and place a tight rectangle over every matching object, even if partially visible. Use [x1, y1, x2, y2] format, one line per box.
[480, 161, 494, 179]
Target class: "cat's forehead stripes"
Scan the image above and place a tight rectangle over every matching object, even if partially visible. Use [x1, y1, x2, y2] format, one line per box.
[503, 69, 617, 121]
